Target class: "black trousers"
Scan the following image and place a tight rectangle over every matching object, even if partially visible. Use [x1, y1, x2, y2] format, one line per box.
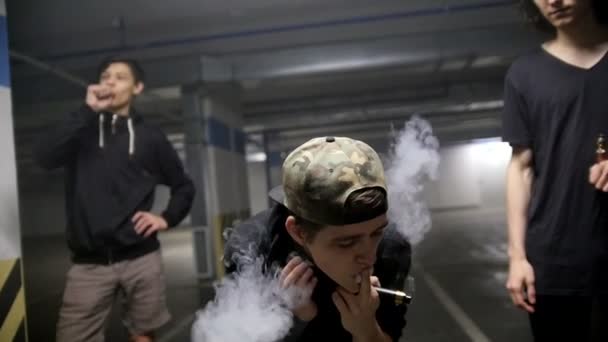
[529, 296, 608, 342]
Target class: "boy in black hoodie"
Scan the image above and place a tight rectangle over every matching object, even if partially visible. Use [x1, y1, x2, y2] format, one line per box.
[35, 58, 195, 342]
[224, 137, 410, 341]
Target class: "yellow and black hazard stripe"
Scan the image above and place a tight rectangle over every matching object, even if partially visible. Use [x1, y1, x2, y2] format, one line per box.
[0, 258, 27, 342]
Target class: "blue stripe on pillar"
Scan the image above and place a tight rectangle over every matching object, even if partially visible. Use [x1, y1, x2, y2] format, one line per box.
[0, 16, 10, 88]
[206, 117, 231, 151]
[233, 129, 246, 155]
[268, 151, 283, 167]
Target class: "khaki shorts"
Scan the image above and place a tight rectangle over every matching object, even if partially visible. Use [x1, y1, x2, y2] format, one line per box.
[56, 250, 170, 342]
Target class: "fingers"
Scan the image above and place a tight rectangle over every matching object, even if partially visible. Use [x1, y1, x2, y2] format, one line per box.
[88, 85, 112, 99]
[87, 84, 103, 94]
[513, 288, 528, 312]
[508, 290, 518, 309]
[370, 276, 381, 288]
[590, 162, 608, 191]
[332, 291, 349, 316]
[134, 218, 147, 231]
[337, 288, 356, 314]
[133, 213, 156, 236]
[300, 276, 318, 298]
[308, 277, 318, 289]
[87, 85, 113, 112]
[282, 260, 310, 288]
[280, 257, 301, 283]
[359, 269, 371, 300]
[597, 163, 608, 191]
[131, 212, 166, 237]
[507, 281, 535, 313]
[295, 268, 315, 288]
[95, 87, 112, 99]
[590, 164, 601, 184]
[143, 225, 159, 238]
[302, 274, 318, 290]
[507, 282, 520, 310]
[135, 221, 153, 235]
[527, 280, 536, 305]
[132, 212, 144, 223]
[134, 214, 150, 232]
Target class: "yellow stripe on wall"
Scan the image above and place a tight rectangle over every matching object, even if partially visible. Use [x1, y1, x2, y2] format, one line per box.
[0, 286, 24, 341]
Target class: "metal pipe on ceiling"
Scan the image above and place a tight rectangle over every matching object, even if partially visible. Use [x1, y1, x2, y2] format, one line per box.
[39, 0, 514, 62]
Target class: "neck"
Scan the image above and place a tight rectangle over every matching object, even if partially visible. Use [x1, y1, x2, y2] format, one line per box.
[113, 105, 131, 117]
[555, 16, 608, 49]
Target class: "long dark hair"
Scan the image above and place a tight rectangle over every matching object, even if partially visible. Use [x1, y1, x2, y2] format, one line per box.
[519, 0, 608, 34]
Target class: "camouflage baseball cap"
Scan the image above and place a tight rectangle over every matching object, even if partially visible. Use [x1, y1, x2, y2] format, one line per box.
[270, 136, 387, 226]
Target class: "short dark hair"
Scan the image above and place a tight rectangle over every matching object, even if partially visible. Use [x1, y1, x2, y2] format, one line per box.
[96, 57, 146, 84]
[519, 0, 608, 34]
[291, 187, 388, 241]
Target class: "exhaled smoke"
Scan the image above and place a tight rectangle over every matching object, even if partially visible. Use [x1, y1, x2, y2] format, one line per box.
[191, 240, 311, 342]
[385, 116, 440, 245]
[192, 256, 302, 342]
[192, 118, 439, 341]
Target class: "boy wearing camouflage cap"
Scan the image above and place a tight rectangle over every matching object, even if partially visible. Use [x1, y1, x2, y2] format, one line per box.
[224, 136, 411, 341]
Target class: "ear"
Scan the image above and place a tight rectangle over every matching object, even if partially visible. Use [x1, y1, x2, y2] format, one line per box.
[285, 216, 307, 247]
[133, 81, 145, 96]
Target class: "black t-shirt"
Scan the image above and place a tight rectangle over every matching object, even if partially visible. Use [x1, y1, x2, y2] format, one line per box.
[502, 47, 608, 295]
[224, 204, 411, 341]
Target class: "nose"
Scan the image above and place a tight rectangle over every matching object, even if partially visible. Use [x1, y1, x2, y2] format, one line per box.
[355, 244, 376, 268]
[102, 77, 116, 87]
[547, 0, 563, 6]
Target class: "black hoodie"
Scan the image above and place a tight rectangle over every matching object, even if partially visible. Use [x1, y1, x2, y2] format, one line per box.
[35, 105, 195, 264]
[224, 204, 411, 341]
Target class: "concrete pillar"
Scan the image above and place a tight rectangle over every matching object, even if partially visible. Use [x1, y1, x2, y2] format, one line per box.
[0, 1, 28, 340]
[182, 84, 250, 281]
[263, 132, 283, 192]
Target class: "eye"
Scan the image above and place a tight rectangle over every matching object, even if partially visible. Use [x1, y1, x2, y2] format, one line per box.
[337, 240, 356, 248]
[371, 229, 385, 239]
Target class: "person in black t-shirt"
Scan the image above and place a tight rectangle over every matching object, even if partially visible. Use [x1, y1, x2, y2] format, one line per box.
[503, 1, 608, 341]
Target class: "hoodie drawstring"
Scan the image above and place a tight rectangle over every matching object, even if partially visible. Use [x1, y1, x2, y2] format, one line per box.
[127, 117, 135, 157]
[111, 114, 118, 135]
[98, 113, 136, 157]
[99, 114, 105, 148]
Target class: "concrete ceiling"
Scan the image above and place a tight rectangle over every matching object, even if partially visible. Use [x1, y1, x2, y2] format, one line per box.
[6, 0, 543, 178]
[8, 0, 519, 59]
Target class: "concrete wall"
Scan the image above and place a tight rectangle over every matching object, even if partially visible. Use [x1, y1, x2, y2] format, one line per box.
[246, 161, 269, 216]
[0, 1, 28, 340]
[426, 139, 511, 210]
[245, 139, 512, 213]
[0, 0, 21, 260]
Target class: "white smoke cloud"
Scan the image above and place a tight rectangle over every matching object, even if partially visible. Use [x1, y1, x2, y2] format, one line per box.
[385, 116, 440, 245]
[192, 116, 439, 341]
[191, 257, 298, 342]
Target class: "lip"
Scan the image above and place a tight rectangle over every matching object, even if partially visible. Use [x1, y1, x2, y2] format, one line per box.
[549, 7, 571, 17]
[353, 267, 374, 281]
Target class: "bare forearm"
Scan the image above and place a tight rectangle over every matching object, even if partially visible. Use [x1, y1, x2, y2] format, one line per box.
[506, 151, 533, 260]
